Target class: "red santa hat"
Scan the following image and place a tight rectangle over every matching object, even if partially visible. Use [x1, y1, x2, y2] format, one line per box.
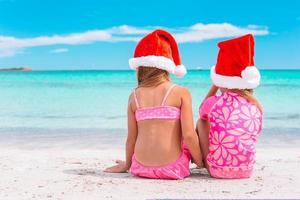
[211, 34, 261, 89]
[129, 29, 186, 77]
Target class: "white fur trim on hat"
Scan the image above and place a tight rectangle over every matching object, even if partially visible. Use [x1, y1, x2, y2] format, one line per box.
[210, 65, 261, 89]
[129, 55, 186, 77]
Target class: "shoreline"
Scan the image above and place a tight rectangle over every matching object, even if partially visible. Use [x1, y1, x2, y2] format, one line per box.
[0, 127, 300, 150]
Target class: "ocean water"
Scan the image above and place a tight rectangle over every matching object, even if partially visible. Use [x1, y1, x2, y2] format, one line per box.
[0, 70, 300, 146]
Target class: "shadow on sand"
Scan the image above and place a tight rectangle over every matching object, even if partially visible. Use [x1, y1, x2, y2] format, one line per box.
[63, 168, 134, 179]
[63, 167, 214, 180]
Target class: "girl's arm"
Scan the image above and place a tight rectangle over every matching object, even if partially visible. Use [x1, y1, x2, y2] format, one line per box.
[200, 85, 218, 108]
[204, 85, 218, 99]
[180, 87, 203, 167]
[104, 94, 138, 173]
[124, 95, 138, 169]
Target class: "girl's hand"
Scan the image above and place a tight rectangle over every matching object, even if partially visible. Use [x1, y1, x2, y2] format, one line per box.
[197, 160, 205, 169]
[104, 160, 129, 173]
[193, 160, 205, 169]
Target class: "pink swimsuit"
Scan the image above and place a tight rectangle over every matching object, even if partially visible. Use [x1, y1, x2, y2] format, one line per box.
[130, 84, 191, 180]
[199, 92, 262, 179]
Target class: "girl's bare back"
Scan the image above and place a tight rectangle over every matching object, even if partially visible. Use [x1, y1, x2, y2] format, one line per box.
[131, 82, 183, 166]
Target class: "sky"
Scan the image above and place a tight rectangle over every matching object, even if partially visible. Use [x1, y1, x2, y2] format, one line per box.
[0, 0, 299, 70]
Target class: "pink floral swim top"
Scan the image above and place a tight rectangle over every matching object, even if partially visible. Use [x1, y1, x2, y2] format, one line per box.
[199, 92, 263, 179]
[134, 84, 180, 122]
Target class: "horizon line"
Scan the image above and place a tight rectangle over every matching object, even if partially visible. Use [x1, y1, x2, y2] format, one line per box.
[1, 68, 300, 72]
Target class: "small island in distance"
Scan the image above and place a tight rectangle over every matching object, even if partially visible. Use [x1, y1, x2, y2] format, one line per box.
[0, 67, 32, 72]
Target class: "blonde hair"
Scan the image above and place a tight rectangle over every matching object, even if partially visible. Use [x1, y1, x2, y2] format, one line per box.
[230, 89, 263, 112]
[137, 67, 170, 87]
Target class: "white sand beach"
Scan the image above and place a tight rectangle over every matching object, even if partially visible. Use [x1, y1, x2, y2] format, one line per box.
[1, 138, 300, 200]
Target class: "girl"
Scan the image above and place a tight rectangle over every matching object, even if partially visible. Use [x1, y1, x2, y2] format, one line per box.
[197, 34, 263, 179]
[105, 29, 203, 179]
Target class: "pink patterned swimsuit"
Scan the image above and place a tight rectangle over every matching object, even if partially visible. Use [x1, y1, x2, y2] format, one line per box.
[199, 92, 262, 179]
[130, 84, 191, 180]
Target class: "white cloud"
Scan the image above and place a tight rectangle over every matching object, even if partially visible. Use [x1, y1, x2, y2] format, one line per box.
[0, 48, 16, 57]
[174, 23, 269, 43]
[0, 23, 269, 57]
[50, 48, 69, 54]
[109, 25, 150, 35]
[0, 30, 111, 49]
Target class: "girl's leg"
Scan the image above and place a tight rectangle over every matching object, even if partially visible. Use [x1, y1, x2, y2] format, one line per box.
[196, 119, 210, 168]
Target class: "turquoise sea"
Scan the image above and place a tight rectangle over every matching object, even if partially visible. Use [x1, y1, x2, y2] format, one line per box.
[0, 70, 300, 147]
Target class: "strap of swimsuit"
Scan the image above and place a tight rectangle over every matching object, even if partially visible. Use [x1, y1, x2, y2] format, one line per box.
[133, 89, 140, 108]
[161, 84, 176, 106]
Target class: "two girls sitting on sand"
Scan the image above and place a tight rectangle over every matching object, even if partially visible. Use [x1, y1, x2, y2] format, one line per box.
[104, 29, 263, 179]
